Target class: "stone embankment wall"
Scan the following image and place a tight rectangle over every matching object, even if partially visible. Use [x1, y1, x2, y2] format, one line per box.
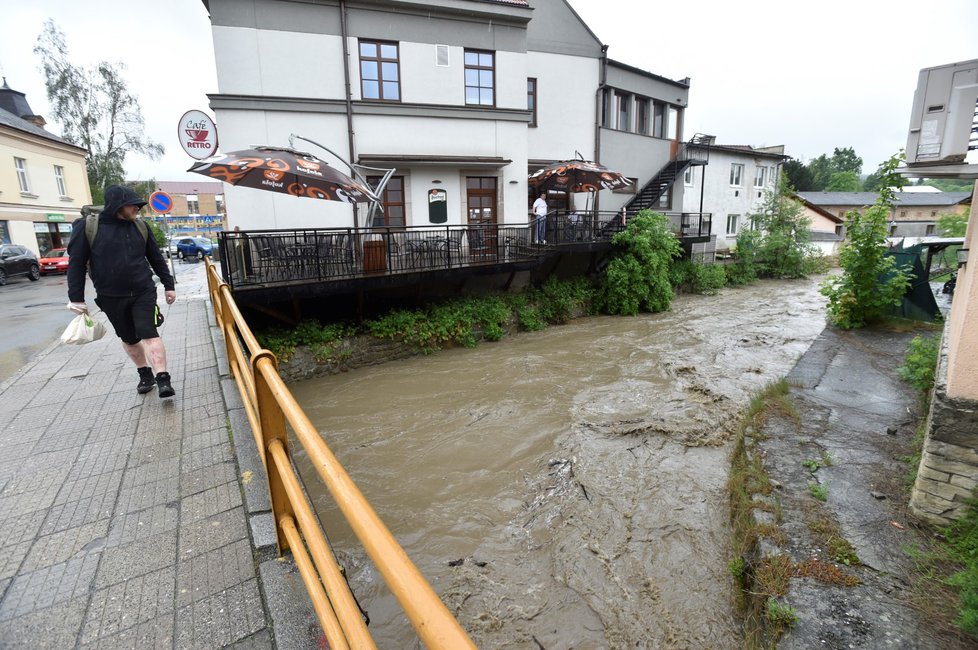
[277, 336, 420, 382]
[910, 327, 978, 525]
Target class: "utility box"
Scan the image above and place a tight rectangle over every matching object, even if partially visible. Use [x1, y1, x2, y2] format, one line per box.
[905, 58, 978, 165]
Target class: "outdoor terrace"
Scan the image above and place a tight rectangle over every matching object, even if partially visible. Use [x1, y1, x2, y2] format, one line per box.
[217, 210, 712, 301]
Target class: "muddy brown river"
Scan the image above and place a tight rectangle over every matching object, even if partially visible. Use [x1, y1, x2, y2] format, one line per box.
[290, 277, 829, 649]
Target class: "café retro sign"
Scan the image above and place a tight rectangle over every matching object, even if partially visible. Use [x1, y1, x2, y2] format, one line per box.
[178, 109, 219, 160]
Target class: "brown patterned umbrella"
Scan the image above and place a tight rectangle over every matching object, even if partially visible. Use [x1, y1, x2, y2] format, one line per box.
[188, 146, 374, 203]
[528, 159, 631, 193]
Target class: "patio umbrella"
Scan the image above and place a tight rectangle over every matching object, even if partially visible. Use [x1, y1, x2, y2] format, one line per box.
[527, 158, 631, 194]
[188, 146, 375, 203]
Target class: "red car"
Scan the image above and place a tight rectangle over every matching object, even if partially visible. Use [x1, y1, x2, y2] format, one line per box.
[39, 247, 70, 275]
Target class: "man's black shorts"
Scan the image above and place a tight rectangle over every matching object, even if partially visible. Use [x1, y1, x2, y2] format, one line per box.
[95, 290, 160, 344]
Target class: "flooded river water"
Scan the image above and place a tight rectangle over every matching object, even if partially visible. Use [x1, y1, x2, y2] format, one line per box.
[290, 277, 829, 649]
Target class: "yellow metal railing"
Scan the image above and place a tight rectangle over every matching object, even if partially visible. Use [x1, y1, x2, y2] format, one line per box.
[205, 259, 476, 649]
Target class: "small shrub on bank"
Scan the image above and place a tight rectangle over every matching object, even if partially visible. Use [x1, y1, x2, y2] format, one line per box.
[597, 210, 681, 315]
[945, 495, 978, 636]
[259, 319, 354, 362]
[671, 260, 727, 295]
[897, 334, 940, 394]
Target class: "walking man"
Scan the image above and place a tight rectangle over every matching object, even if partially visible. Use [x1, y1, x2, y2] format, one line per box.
[67, 185, 177, 398]
[532, 192, 548, 244]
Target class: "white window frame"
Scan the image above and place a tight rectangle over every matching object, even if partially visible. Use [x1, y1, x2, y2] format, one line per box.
[54, 165, 67, 196]
[729, 163, 744, 187]
[14, 157, 30, 193]
[726, 214, 740, 236]
[186, 194, 200, 215]
[753, 165, 766, 188]
[684, 166, 694, 187]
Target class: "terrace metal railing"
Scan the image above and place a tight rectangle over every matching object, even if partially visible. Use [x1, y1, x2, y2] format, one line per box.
[218, 212, 712, 290]
[204, 259, 476, 649]
[219, 223, 538, 290]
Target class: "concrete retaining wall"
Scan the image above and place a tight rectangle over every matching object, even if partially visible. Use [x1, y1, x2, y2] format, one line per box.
[910, 325, 978, 525]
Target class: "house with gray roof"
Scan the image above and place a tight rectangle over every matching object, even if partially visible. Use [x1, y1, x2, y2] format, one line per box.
[796, 191, 972, 239]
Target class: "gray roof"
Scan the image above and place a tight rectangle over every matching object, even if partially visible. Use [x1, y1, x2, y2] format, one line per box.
[797, 191, 972, 207]
[0, 106, 84, 151]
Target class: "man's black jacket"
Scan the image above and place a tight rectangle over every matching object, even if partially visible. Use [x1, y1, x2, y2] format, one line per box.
[67, 187, 175, 303]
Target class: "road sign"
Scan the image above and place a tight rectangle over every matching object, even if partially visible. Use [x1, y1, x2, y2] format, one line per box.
[149, 191, 173, 214]
[178, 110, 219, 160]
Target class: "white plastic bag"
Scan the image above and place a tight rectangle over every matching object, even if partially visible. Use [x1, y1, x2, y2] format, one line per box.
[60, 313, 107, 345]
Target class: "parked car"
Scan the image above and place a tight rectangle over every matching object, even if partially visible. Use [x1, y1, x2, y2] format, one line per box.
[175, 237, 214, 260]
[0, 244, 40, 285]
[39, 247, 70, 275]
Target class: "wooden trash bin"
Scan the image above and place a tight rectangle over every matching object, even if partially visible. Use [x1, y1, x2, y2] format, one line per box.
[363, 239, 387, 273]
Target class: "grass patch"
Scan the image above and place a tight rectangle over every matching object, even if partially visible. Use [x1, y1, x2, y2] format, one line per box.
[794, 558, 860, 587]
[765, 598, 798, 631]
[808, 481, 828, 501]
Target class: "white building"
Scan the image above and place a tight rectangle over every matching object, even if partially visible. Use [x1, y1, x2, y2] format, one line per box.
[203, 0, 693, 231]
[680, 142, 787, 251]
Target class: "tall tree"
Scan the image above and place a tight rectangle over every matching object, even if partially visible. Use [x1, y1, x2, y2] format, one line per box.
[782, 159, 815, 191]
[826, 170, 862, 192]
[863, 157, 908, 192]
[34, 20, 163, 203]
[747, 176, 815, 279]
[821, 153, 910, 329]
[830, 147, 862, 176]
[807, 154, 834, 191]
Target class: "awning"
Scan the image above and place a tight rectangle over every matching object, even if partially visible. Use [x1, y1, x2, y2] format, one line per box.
[356, 154, 511, 168]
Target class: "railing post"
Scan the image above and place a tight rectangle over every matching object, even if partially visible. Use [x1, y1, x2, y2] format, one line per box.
[252, 351, 295, 555]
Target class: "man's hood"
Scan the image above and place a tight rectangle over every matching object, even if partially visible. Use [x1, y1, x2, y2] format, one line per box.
[101, 185, 147, 218]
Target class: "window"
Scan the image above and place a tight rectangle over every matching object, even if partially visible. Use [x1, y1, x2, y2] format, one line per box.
[726, 214, 740, 236]
[730, 163, 744, 186]
[636, 98, 650, 135]
[657, 187, 672, 210]
[890, 224, 898, 236]
[754, 166, 766, 188]
[614, 92, 630, 131]
[187, 194, 199, 215]
[360, 40, 400, 101]
[527, 78, 537, 128]
[667, 106, 679, 140]
[684, 166, 694, 187]
[653, 102, 665, 137]
[216, 195, 225, 214]
[926, 224, 936, 235]
[435, 44, 449, 67]
[367, 175, 405, 227]
[54, 165, 67, 196]
[464, 50, 494, 106]
[14, 157, 29, 192]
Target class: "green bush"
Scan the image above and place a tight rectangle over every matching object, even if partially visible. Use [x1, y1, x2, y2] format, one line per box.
[897, 334, 940, 393]
[725, 230, 760, 286]
[258, 319, 353, 362]
[671, 260, 726, 294]
[821, 153, 911, 329]
[597, 210, 681, 315]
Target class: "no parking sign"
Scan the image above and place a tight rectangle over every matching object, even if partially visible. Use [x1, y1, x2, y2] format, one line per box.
[149, 191, 173, 214]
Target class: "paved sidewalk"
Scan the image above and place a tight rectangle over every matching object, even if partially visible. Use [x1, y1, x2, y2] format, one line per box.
[0, 262, 316, 649]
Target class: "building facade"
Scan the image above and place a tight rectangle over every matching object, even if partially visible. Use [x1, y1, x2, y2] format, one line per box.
[796, 190, 971, 241]
[680, 143, 787, 251]
[143, 180, 227, 239]
[203, 0, 691, 231]
[0, 80, 91, 255]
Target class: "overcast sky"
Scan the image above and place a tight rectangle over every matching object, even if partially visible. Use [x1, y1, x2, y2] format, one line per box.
[2, 0, 976, 184]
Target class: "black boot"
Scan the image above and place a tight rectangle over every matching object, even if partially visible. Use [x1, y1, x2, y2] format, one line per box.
[137, 367, 156, 394]
[156, 372, 175, 399]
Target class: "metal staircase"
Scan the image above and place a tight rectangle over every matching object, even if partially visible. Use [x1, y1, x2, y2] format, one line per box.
[625, 134, 713, 212]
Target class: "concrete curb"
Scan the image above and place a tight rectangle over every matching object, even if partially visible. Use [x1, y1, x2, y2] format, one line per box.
[204, 273, 322, 649]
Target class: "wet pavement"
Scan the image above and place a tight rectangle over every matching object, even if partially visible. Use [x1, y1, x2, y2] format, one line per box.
[755, 324, 972, 649]
[0, 262, 317, 649]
